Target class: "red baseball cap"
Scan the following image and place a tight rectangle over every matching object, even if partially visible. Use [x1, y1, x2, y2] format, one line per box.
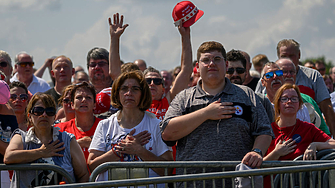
[172, 1, 204, 27]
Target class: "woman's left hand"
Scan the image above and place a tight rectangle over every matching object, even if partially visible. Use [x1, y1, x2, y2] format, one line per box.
[303, 143, 317, 160]
[116, 135, 144, 155]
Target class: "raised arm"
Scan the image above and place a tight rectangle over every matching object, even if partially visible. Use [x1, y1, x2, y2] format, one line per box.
[34, 58, 53, 78]
[167, 26, 193, 103]
[108, 13, 129, 80]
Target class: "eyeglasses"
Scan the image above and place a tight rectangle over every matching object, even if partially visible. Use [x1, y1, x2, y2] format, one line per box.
[30, 107, 56, 116]
[0, 62, 8, 67]
[10, 94, 28, 102]
[145, 78, 163, 85]
[62, 98, 71, 104]
[18, 62, 34, 67]
[119, 86, 142, 93]
[227, 67, 246, 74]
[199, 56, 224, 65]
[280, 96, 299, 103]
[88, 61, 108, 67]
[282, 70, 296, 76]
[263, 70, 283, 79]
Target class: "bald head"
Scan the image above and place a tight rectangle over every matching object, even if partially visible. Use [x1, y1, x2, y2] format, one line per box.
[134, 59, 147, 72]
[276, 58, 296, 85]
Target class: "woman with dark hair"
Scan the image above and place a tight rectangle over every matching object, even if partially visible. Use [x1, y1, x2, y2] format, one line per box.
[88, 70, 173, 181]
[8, 81, 30, 131]
[4, 93, 89, 186]
[264, 83, 335, 161]
[54, 84, 75, 124]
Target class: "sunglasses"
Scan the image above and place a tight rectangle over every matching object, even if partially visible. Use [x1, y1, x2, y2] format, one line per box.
[145, 78, 163, 85]
[30, 107, 56, 116]
[263, 70, 283, 79]
[62, 98, 71, 104]
[88, 61, 108, 67]
[10, 94, 28, 102]
[227, 67, 246, 74]
[0, 61, 8, 67]
[18, 62, 34, 67]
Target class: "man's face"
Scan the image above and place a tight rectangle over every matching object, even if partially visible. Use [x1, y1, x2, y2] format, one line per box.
[277, 59, 296, 85]
[51, 57, 74, 83]
[226, 60, 246, 85]
[74, 72, 89, 84]
[261, 65, 284, 94]
[278, 45, 300, 69]
[88, 58, 109, 82]
[0, 57, 12, 80]
[160, 70, 172, 91]
[145, 72, 164, 100]
[316, 63, 326, 75]
[330, 67, 335, 83]
[254, 65, 263, 75]
[15, 54, 34, 78]
[304, 62, 315, 69]
[197, 50, 227, 85]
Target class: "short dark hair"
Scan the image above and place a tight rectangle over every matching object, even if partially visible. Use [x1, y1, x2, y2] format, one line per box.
[70, 82, 96, 103]
[111, 70, 152, 111]
[86, 47, 109, 70]
[9, 81, 28, 94]
[197, 41, 226, 62]
[226, 49, 247, 69]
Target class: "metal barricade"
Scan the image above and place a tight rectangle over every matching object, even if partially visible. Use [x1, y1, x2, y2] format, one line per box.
[37, 160, 335, 188]
[0, 163, 75, 187]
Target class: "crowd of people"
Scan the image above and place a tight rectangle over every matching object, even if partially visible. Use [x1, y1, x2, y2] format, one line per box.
[0, 2, 335, 187]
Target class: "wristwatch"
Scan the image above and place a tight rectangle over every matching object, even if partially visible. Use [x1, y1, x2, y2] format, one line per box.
[251, 148, 263, 157]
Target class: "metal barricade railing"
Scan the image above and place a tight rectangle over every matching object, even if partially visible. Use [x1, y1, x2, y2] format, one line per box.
[0, 163, 75, 187]
[36, 160, 335, 188]
[37, 162, 335, 188]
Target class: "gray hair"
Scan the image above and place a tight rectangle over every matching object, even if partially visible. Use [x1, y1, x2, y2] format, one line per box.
[86, 47, 109, 69]
[0, 50, 12, 67]
[14, 51, 33, 64]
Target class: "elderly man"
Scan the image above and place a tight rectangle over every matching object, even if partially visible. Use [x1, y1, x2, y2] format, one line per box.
[0, 50, 13, 84]
[161, 41, 273, 187]
[45, 55, 74, 104]
[276, 58, 330, 135]
[133, 59, 147, 72]
[87, 47, 112, 93]
[256, 39, 335, 136]
[10, 52, 50, 94]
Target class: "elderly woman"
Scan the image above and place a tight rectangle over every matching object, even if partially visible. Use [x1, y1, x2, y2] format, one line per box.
[54, 84, 75, 124]
[8, 81, 30, 131]
[4, 93, 89, 186]
[88, 70, 173, 181]
[264, 83, 335, 161]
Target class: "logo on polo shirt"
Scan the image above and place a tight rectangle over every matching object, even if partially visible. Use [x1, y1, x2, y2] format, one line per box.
[234, 105, 243, 116]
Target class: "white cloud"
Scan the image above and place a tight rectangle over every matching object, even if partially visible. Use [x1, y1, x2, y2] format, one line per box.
[0, 0, 61, 12]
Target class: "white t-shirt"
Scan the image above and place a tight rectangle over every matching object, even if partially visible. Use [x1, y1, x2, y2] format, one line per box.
[89, 111, 171, 183]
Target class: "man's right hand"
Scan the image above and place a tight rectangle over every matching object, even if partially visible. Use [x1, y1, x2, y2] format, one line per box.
[204, 98, 235, 120]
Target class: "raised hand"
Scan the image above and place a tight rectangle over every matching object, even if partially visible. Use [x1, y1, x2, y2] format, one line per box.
[178, 25, 190, 37]
[108, 13, 129, 38]
[39, 139, 65, 158]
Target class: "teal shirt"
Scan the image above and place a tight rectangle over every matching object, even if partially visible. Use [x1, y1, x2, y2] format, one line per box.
[301, 93, 330, 135]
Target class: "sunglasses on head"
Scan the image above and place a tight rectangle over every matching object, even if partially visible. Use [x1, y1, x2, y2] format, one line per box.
[0, 61, 8, 68]
[10, 94, 28, 102]
[227, 67, 246, 74]
[18, 62, 34, 67]
[30, 107, 56, 116]
[145, 78, 163, 85]
[263, 70, 283, 79]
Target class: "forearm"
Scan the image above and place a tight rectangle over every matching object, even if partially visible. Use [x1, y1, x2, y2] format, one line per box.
[88, 150, 120, 172]
[0, 141, 8, 155]
[109, 36, 122, 80]
[162, 108, 208, 141]
[253, 135, 272, 156]
[4, 149, 44, 164]
[263, 150, 281, 161]
[34, 63, 49, 78]
[313, 140, 335, 151]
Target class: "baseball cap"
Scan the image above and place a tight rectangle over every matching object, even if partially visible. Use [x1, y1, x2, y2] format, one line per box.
[172, 1, 204, 27]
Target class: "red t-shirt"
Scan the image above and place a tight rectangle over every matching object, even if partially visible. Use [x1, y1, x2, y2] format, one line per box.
[55, 117, 102, 160]
[266, 119, 330, 160]
[147, 97, 169, 121]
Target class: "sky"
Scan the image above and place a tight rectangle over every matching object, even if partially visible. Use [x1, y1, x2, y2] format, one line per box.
[1, 0, 335, 82]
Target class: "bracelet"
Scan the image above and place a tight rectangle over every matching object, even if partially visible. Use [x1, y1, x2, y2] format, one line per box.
[112, 145, 123, 158]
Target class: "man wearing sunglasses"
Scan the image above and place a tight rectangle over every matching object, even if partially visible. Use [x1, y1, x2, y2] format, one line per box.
[10, 52, 50, 95]
[0, 50, 13, 84]
[225, 49, 247, 85]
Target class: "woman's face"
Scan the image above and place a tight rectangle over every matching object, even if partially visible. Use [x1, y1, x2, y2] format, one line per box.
[62, 92, 74, 114]
[71, 87, 95, 114]
[29, 100, 55, 129]
[119, 78, 142, 109]
[9, 87, 28, 114]
[279, 88, 300, 116]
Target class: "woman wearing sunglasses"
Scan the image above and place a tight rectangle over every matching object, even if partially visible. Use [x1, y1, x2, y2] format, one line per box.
[88, 71, 173, 182]
[264, 84, 335, 161]
[4, 93, 89, 186]
[54, 84, 75, 124]
[8, 81, 30, 131]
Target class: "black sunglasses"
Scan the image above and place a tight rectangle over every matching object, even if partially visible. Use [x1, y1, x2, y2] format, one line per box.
[227, 67, 246, 74]
[18, 62, 34, 67]
[30, 107, 56, 116]
[10, 94, 28, 102]
[62, 98, 71, 104]
[145, 78, 163, 85]
[0, 61, 8, 67]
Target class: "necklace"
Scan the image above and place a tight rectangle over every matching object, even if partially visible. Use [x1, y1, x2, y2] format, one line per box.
[278, 123, 297, 142]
